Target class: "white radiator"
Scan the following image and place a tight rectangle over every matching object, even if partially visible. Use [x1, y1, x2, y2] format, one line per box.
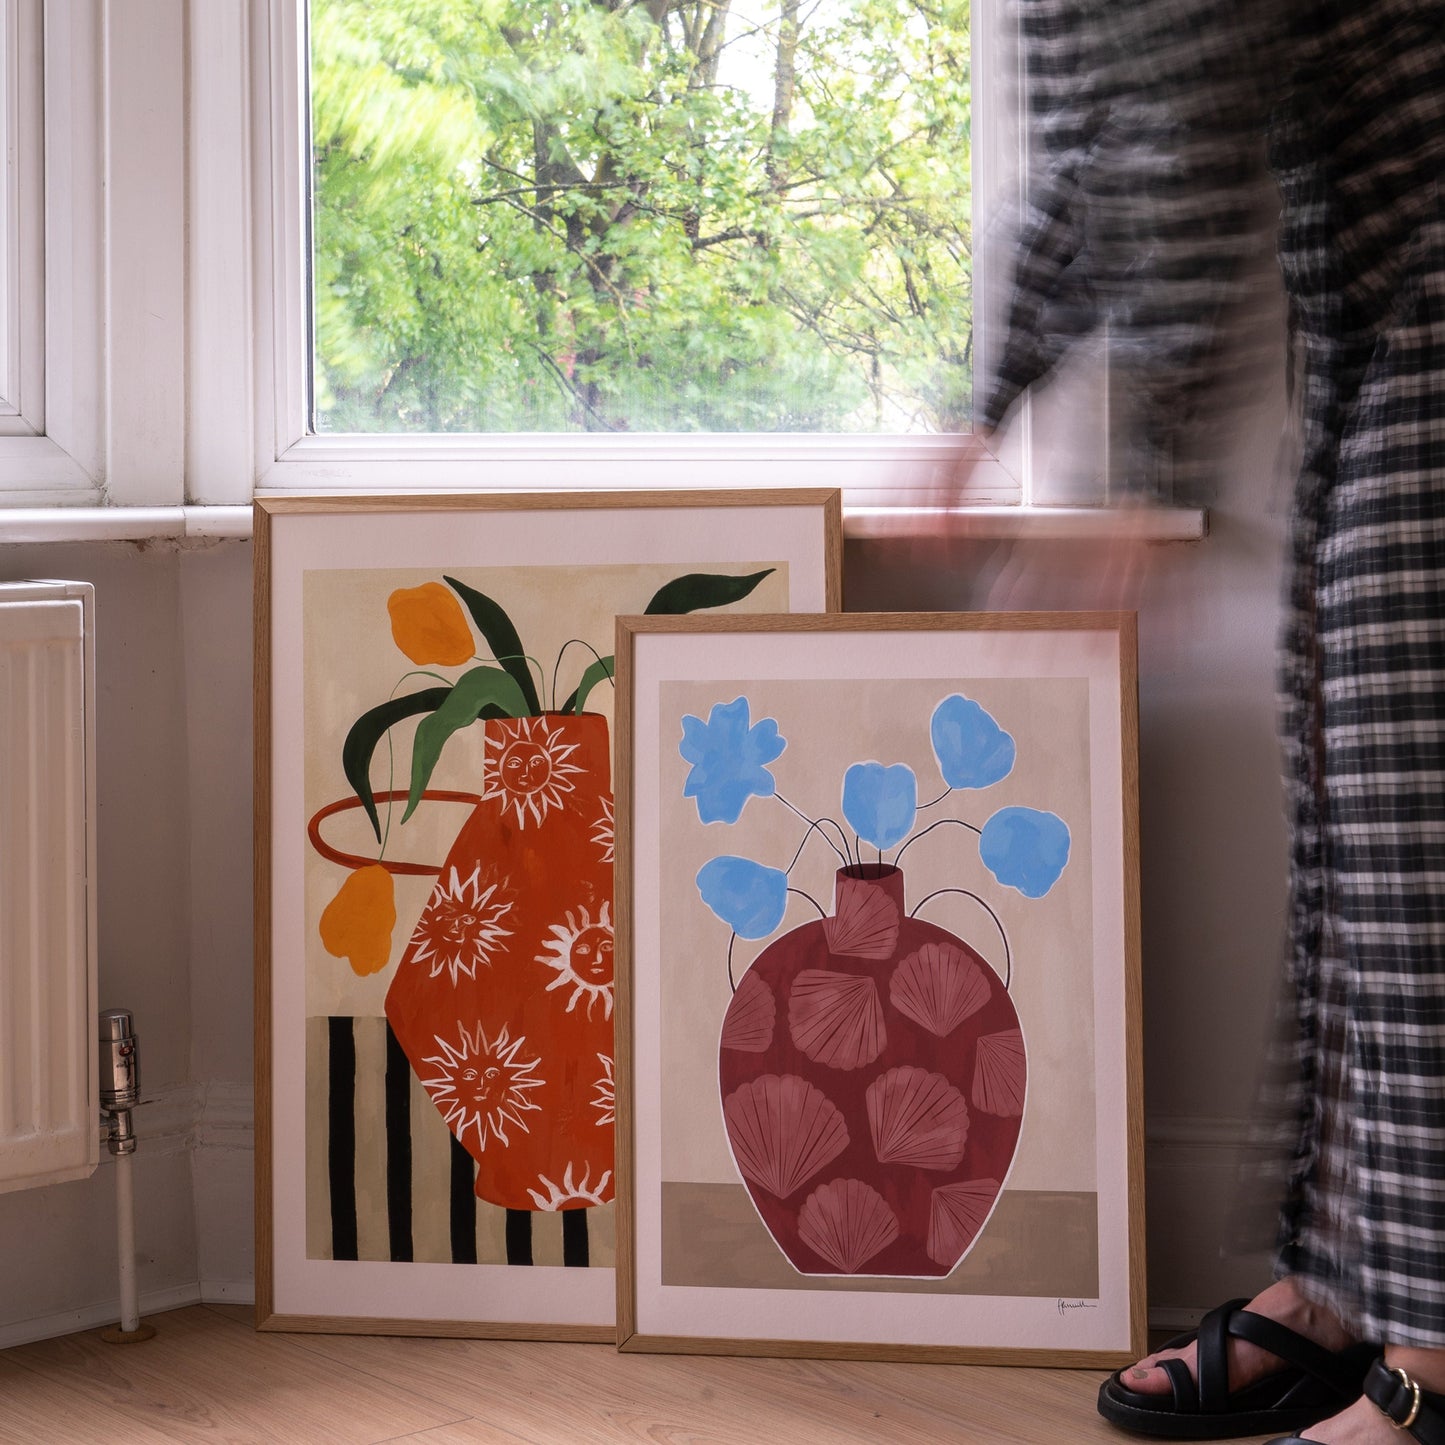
[0, 581, 97, 1193]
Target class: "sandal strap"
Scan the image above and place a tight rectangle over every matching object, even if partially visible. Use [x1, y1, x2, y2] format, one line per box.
[1185, 1298, 1369, 1415]
[1226, 1308, 1369, 1397]
[1196, 1299, 1245, 1413]
[1364, 1359, 1445, 1445]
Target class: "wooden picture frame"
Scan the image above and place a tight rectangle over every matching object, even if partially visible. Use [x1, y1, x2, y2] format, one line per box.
[254, 490, 841, 1338]
[616, 611, 1144, 1363]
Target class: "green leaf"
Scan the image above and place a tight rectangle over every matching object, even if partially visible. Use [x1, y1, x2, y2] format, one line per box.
[443, 575, 542, 715]
[404, 666, 530, 821]
[644, 568, 776, 615]
[342, 688, 452, 844]
[561, 654, 615, 715]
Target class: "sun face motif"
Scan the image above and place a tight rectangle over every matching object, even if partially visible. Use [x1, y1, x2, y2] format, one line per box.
[526, 1161, 614, 1211]
[419, 1023, 543, 1153]
[591, 796, 615, 864]
[482, 716, 585, 829]
[591, 1053, 615, 1127]
[536, 902, 614, 1019]
[409, 865, 514, 985]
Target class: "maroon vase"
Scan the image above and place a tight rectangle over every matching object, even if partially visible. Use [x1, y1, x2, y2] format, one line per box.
[717, 864, 1025, 1277]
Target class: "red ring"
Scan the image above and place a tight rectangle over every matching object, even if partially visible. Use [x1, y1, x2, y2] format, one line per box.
[307, 789, 483, 875]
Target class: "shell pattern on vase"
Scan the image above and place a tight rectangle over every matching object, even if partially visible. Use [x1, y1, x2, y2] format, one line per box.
[718, 864, 1024, 1277]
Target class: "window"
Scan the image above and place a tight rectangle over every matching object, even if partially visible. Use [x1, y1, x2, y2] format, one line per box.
[247, 0, 1024, 505]
[1, 0, 1043, 511]
[308, 0, 974, 438]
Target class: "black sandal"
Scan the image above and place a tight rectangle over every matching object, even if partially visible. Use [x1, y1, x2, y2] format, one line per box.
[1267, 1357, 1445, 1443]
[1096, 1297, 1378, 1439]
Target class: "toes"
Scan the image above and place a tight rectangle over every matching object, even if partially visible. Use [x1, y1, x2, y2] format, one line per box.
[1122, 1363, 1173, 1396]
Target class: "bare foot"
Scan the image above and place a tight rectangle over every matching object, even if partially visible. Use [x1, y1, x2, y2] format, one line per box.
[1296, 1346, 1445, 1442]
[1122, 1278, 1355, 1398]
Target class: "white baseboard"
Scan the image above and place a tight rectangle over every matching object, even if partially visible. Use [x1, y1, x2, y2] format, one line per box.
[0, 1282, 203, 1350]
[199, 1278, 255, 1305]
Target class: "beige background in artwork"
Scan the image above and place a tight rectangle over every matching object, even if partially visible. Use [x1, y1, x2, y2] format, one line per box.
[303, 562, 789, 1020]
[657, 674, 1096, 1195]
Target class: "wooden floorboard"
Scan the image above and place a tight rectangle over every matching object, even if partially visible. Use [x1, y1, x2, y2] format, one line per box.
[0, 1306, 1281, 1444]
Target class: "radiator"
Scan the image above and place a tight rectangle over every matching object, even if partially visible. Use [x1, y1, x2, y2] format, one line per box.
[0, 581, 97, 1193]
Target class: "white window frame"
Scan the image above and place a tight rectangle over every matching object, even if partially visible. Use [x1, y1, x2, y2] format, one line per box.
[6, 0, 1180, 531]
[0, 0, 187, 509]
[0, 0, 105, 504]
[206, 0, 1031, 512]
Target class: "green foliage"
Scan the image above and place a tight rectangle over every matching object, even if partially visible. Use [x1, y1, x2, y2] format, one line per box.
[404, 665, 532, 819]
[342, 686, 454, 841]
[311, 0, 972, 433]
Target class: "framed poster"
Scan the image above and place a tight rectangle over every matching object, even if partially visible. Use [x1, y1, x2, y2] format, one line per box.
[616, 612, 1144, 1363]
[255, 490, 841, 1337]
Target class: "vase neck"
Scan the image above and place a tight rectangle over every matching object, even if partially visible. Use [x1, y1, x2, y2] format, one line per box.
[833, 864, 905, 916]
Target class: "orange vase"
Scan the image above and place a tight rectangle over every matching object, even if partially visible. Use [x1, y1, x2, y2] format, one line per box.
[385, 713, 616, 1212]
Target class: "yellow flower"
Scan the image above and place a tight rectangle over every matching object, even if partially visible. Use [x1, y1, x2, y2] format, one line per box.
[319, 863, 397, 976]
[387, 583, 474, 666]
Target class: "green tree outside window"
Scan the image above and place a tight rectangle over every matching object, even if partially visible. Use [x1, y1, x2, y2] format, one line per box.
[311, 0, 972, 434]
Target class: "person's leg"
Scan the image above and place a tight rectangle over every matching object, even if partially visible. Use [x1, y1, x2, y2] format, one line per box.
[1273, 1345, 1445, 1442]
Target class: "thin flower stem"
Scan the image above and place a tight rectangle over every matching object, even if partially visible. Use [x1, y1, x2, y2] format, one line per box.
[727, 934, 737, 993]
[788, 887, 827, 920]
[489, 652, 547, 709]
[399, 668, 454, 689]
[909, 887, 1013, 989]
[918, 786, 953, 810]
[552, 638, 613, 713]
[894, 816, 981, 869]
[379, 672, 448, 858]
[782, 813, 849, 872]
[775, 793, 852, 867]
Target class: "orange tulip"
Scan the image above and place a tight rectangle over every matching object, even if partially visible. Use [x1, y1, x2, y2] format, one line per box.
[319, 863, 397, 976]
[387, 582, 474, 666]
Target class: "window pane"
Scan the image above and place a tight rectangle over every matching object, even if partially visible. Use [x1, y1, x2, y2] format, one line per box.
[309, 0, 972, 434]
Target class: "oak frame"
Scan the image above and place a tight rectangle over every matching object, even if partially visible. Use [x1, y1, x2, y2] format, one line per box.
[254, 489, 841, 1338]
[615, 611, 1145, 1364]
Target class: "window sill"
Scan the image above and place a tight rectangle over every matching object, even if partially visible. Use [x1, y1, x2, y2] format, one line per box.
[0, 503, 1207, 546]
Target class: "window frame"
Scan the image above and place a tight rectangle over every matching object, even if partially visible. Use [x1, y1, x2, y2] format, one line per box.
[0, 0, 107, 505]
[227, 0, 1030, 511]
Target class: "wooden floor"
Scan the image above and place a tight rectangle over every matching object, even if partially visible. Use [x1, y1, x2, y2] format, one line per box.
[0, 1305, 1281, 1444]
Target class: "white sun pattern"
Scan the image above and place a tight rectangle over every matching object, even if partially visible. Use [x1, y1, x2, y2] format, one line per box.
[481, 716, 586, 829]
[591, 796, 615, 863]
[535, 901, 615, 1020]
[592, 1053, 615, 1127]
[526, 1161, 614, 1211]
[419, 1022, 544, 1154]
[410, 864, 515, 985]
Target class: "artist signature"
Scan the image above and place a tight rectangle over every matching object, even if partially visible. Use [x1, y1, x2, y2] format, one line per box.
[1057, 1298, 1099, 1316]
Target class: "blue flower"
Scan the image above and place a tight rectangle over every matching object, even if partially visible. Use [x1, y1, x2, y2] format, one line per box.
[980, 807, 1070, 898]
[696, 856, 789, 939]
[679, 697, 786, 824]
[931, 695, 1015, 789]
[841, 762, 918, 851]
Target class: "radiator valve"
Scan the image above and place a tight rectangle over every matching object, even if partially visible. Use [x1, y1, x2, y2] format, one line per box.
[99, 1009, 140, 1155]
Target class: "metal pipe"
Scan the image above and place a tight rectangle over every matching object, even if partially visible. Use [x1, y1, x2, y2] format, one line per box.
[98, 1009, 154, 1343]
[115, 1147, 139, 1332]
